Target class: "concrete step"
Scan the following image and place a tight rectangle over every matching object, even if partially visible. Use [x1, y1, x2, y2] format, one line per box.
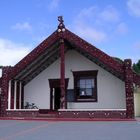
[37, 113, 57, 118]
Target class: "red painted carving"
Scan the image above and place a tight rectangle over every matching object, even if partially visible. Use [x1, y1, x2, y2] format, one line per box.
[6, 110, 39, 117]
[10, 31, 59, 79]
[63, 29, 124, 77]
[60, 39, 66, 109]
[57, 16, 66, 109]
[58, 111, 126, 119]
[0, 66, 12, 116]
[4, 110, 127, 119]
[124, 59, 134, 118]
[0, 78, 2, 87]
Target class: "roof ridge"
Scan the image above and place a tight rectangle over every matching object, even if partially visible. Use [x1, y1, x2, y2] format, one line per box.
[64, 29, 124, 76]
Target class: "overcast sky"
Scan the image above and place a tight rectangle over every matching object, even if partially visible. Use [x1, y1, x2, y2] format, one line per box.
[0, 0, 140, 66]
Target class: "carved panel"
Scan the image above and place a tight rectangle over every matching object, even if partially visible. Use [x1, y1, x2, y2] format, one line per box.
[0, 66, 12, 116]
[124, 59, 134, 118]
[64, 30, 124, 78]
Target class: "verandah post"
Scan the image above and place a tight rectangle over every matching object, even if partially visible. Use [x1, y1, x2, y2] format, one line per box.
[57, 16, 66, 109]
[60, 39, 66, 109]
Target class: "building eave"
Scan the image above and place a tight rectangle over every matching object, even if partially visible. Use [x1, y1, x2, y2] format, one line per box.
[64, 29, 124, 79]
[8, 28, 125, 83]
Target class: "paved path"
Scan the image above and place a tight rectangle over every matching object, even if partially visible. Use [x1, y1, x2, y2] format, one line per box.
[0, 120, 140, 140]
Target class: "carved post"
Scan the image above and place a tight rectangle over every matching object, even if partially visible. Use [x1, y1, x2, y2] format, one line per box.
[60, 39, 66, 109]
[124, 59, 134, 118]
[0, 66, 11, 116]
[57, 16, 66, 109]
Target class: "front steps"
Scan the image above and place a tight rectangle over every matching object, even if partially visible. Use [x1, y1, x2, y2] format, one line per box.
[37, 113, 57, 118]
[37, 109, 58, 118]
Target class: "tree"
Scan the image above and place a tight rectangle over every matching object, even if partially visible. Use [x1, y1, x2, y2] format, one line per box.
[112, 57, 123, 64]
[133, 60, 140, 75]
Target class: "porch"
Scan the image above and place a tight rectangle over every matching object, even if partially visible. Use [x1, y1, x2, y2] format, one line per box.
[5, 108, 127, 119]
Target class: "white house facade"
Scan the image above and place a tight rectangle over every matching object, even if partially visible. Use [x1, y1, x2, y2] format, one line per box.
[0, 17, 140, 119]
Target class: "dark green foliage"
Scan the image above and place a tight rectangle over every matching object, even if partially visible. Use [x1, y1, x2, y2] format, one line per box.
[133, 60, 140, 75]
[112, 57, 123, 64]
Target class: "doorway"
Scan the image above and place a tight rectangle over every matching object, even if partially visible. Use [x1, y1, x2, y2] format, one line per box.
[49, 79, 69, 110]
[54, 87, 61, 110]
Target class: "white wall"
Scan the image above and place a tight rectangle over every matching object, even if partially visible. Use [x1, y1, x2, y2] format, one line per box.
[134, 91, 140, 117]
[24, 58, 60, 109]
[24, 50, 126, 109]
[0, 69, 2, 78]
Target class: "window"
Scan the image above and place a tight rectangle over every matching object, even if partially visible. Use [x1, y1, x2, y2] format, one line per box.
[73, 70, 98, 102]
[78, 78, 94, 96]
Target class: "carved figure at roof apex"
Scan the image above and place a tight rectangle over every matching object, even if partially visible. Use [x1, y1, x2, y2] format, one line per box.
[58, 16, 64, 23]
[58, 16, 65, 33]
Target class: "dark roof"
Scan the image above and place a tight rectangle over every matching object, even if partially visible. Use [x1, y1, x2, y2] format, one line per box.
[5, 27, 139, 85]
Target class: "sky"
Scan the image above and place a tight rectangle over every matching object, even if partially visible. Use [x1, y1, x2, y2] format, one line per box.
[0, 0, 140, 66]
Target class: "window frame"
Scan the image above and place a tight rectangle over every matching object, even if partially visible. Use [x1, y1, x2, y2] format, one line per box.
[73, 70, 98, 102]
